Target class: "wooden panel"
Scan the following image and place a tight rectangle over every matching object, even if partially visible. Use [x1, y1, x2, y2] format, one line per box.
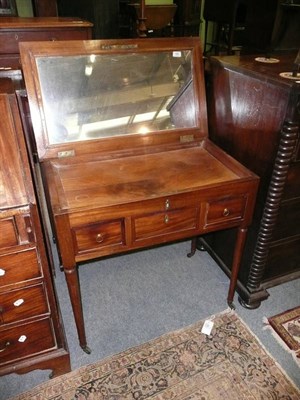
[0, 29, 93, 54]
[0, 17, 93, 70]
[0, 219, 18, 248]
[0, 284, 48, 324]
[282, 162, 300, 200]
[0, 318, 55, 364]
[0, 212, 33, 249]
[205, 196, 246, 227]
[0, 17, 92, 29]
[264, 236, 300, 282]
[32, 0, 57, 17]
[73, 219, 125, 254]
[272, 198, 300, 241]
[47, 147, 239, 212]
[133, 207, 198, 241]
[57, 0, 118, 39]
[207, 60, 290, 180]
[0, 249, 42, 288]
[0, 68, 24, 91]
[1, 52, 19, 69]
[0, 95, 27, 209]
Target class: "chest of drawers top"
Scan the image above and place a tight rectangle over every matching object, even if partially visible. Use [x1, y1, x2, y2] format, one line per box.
[0, 17, 92, 29]
[0, 17, 93, 68]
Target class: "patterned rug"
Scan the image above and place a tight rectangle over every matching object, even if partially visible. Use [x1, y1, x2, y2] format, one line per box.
[10, 310, 300, 400]
[266, 306, 300, 364]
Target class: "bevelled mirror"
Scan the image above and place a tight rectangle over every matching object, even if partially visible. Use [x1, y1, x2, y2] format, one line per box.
[20, 37, 207, 160]
[36, 50, 195, 144]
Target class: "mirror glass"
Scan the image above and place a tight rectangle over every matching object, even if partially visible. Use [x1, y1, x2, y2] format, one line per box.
[36, 50, 196, 145]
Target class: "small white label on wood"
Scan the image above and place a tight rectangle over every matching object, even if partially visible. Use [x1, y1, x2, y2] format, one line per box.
[173, 51, 182, 58]
[201, 320, 214, 336]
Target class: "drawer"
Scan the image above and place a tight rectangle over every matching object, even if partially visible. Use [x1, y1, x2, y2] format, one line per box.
[0, 284, 48, 325]
[204, 196, 246, 228]
[0, 214, 34, 249]
[0, 29, 91, 54]
[0, 249, 42, 288]
[133, 207, 198, 241]
[73, 219, 125, 254]
[0, 318, 56, 365]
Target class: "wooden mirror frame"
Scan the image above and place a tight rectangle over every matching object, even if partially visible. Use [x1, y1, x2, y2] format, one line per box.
[20, 37, 207, 161]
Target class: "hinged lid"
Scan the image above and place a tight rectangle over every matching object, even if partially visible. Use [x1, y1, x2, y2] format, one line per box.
[19, 37, 208, 161]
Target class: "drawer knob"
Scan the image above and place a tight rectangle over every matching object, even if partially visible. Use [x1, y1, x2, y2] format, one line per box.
[96, 233, 104, 243]
[15, 34, 19, 40]
[164, 215, 169, 223]
[165, 199, 170, 210]
[18, 335, 27, 343]
[223, 208, 230, 217]
[14, 299, 24, 307]
[0, 268, 5, 276]
[0, 341, 10, 352]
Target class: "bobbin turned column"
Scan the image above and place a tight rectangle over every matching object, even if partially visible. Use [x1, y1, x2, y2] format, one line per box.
[240, 120, 299, 308]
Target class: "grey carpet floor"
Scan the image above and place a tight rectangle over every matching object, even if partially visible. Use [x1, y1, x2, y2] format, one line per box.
[1, 240, 299, 399]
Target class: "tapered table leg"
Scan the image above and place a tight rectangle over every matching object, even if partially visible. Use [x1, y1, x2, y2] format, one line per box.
[227, 227, 248, 308]
[64, 265, 91, 354]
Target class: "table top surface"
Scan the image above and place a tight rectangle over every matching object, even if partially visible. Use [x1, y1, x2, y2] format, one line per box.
[210, 52, 300, 89]
[46, 145, 243, 213]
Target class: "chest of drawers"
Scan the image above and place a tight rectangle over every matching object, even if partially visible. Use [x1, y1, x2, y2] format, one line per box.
[0, 17, 93, 69]
[203, 53, 300, 308]
[0, 94, 70, 377]
[19, 37, 259, 353]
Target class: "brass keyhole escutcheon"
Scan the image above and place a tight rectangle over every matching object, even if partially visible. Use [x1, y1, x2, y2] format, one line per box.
[165, 199, 170, 210]
[164, 215, 169, 223]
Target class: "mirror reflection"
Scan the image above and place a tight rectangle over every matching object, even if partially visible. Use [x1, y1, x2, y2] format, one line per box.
[36, 50, 196, 145]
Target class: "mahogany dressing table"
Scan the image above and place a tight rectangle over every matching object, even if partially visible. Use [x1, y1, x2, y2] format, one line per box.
[19, 37, 259, 353]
